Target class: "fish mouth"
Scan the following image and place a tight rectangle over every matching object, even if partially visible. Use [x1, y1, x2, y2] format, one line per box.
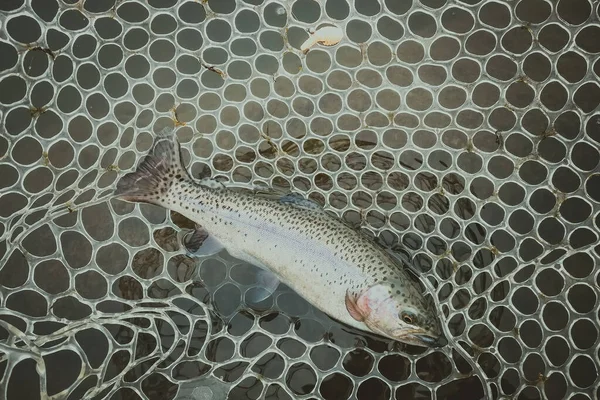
[412, 333, 448, 348]
[392, 328, 447, 348]
[364, 319, 447, 348]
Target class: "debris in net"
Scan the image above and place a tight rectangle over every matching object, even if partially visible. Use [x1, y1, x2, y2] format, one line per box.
[29, 106, 47, 118]
[171, 105, 187, 127]
[201, 62, 227, 79]
[260, 132, 288, 156]
[300, 25, 343, 54]
[21, 45, 57, 60]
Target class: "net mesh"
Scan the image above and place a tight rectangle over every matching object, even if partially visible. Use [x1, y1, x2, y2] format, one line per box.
[0, 0, 599, 399]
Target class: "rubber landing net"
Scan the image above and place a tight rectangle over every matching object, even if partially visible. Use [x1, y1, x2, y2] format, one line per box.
[0, 0, 599, 399]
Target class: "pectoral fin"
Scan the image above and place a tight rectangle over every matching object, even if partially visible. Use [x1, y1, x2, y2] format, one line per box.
[345, 290, 365, 322]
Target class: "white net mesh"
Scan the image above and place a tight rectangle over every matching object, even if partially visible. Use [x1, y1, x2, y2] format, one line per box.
[0, 0, 599, 399]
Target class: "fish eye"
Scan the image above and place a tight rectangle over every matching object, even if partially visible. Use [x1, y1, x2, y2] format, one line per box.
[400, 312, 414, 324]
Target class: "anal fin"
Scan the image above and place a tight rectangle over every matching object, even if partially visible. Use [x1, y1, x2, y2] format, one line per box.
[219, 247, 281, 303]
[247, 269, 280, 303]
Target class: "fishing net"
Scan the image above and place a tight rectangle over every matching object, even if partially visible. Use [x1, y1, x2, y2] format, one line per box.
[0, 0, 598, 399]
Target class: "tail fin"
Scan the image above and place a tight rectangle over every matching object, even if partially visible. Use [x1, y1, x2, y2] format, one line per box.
[115, 134, 192, 203]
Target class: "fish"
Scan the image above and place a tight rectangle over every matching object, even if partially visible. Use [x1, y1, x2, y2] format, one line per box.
[115, 135, 446, 348]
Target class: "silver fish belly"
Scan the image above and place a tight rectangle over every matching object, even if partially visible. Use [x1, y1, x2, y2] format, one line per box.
[115, 135, 444, 347]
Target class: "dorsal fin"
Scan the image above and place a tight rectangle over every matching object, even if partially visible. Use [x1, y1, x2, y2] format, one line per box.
[278, 193, 322, 210]
[198, 177, 227, 190]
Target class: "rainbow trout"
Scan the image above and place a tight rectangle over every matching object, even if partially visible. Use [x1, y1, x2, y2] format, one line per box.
[115, 136, 445, 347]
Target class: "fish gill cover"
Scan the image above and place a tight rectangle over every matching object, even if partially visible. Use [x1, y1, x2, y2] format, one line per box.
[0, 0, 599, 399]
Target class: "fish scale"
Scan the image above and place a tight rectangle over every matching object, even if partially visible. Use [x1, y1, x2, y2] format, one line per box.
[116, 135, 444, 347]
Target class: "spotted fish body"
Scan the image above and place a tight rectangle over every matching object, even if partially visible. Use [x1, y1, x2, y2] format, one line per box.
[116, 136, 444, 347]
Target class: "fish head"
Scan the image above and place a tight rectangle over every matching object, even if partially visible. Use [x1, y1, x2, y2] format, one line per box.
[346, 280, 445, 348]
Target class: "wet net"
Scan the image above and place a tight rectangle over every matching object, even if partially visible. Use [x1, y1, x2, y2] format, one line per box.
[0, 0, 599, 399]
